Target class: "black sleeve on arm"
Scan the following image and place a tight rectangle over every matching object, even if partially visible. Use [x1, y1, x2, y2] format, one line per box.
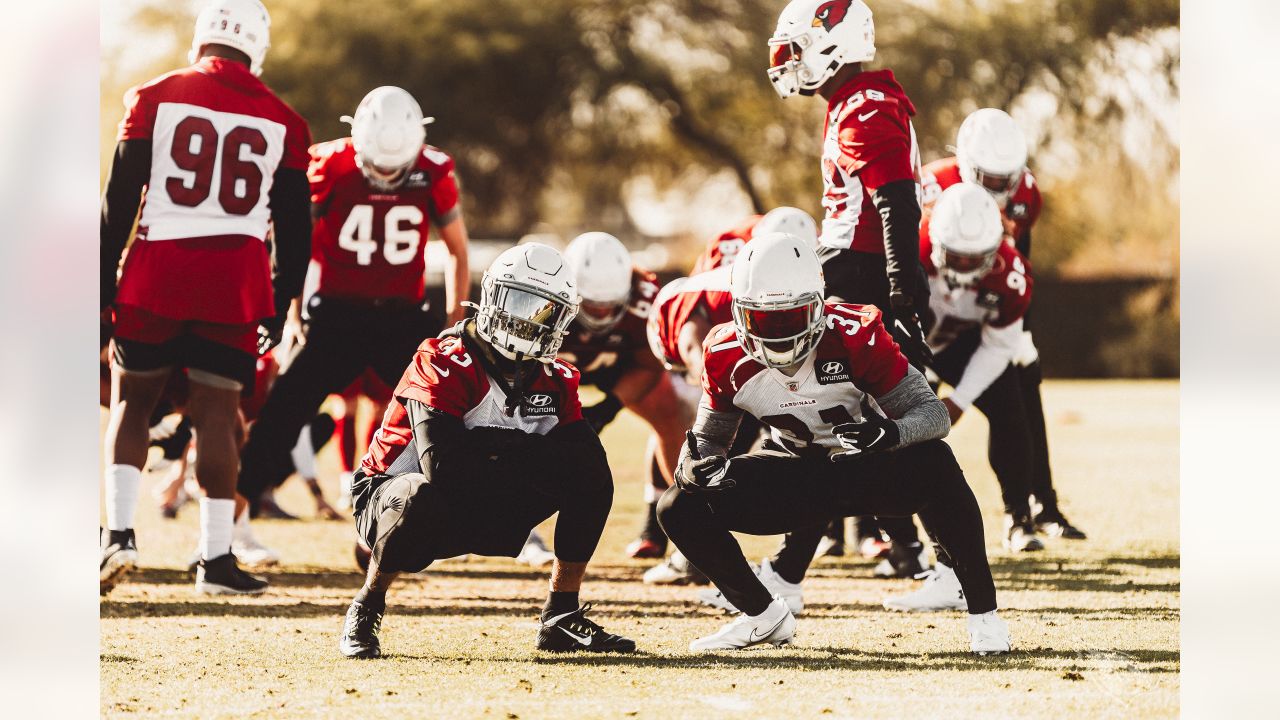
[268, 167, 312, 316]
[1015, 226, 1032, 259]
[870, 178, 924, 307]
[100, 139, 152, 310]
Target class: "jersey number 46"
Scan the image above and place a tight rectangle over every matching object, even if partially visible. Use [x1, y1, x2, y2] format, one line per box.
[338, 204, 423, 266]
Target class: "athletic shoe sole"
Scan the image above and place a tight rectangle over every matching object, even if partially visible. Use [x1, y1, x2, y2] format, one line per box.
[100, 550, 138, 595]
[195, 580, 268, 596]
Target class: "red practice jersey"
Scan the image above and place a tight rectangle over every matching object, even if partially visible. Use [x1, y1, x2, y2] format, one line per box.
[558, 268, 661, 383]
[360, 335, 583, 476]
[308, 138, 461, 302]
[647, 266, 734, 370]
[920, 156, 1042, 244]
[701, 303, 909, 457]
[691, 215, 762, 274]
[818, 70, 921, 255]
[114, 57, 311, 323]
[920, 222, 1033, 352]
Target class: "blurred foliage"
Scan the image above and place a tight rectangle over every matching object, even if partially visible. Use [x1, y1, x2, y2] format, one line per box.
[102, 0, 1179, 279]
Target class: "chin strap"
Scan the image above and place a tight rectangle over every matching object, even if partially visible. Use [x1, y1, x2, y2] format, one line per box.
[505, 351, 526, 417]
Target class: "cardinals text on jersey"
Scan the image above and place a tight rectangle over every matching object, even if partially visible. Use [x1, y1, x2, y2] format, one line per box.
[360, 335, 583, 476]
[919, 156, 1042, 243]
[920, 226, 1033, 352]
[818, 70, 921, 254]
[558, 269, 660, 380]
[308, 138, 460, 301]
[114, 56, 311, 323]
[702, 303, 909, 457]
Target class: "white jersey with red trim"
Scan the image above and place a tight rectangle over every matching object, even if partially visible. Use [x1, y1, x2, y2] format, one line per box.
[701, 303, 910, 457]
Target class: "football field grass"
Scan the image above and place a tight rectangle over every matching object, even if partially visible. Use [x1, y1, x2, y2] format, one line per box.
[100, 380, 1179, 719]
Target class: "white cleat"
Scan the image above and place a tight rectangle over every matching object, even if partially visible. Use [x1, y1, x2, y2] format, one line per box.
[882, 563, 968, 612]
[515, 530, 555, 568]
[232, 516, 280, 567]
[968, 611, 1012, 655]
[697, 558, 804, 615]
[335, 472, 355, 512]
[643, 551, 705, 585]
[690, 596, 796, 651]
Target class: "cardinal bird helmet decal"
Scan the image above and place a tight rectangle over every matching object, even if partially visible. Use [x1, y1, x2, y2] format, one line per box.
[813, 0, 853, 31]
[768, 0, 875, 98]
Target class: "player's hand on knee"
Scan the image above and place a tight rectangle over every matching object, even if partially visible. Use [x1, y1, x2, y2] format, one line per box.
[831, 413, 901, 461]
[677, 430, 734, 494]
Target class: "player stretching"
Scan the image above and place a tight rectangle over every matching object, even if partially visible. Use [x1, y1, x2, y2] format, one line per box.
[100, 0, 311, 595]
[235, 86, 471, 524]
[921, 108, 1085, 540]
[339, 243, 635, 658]
[656, 233, 1009, 654]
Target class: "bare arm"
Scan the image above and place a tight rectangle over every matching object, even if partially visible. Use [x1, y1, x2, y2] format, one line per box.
[436, 216, 471, 324]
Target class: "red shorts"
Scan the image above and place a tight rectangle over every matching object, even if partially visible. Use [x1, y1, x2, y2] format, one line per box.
[111, 304, 259, 389]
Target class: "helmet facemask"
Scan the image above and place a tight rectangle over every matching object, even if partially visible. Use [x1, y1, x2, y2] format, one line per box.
[354, 155, 414, 193]
[733, 293, 826, 369]
[474, 276, 578, 362]
[932, 244, 997, 289]
[576, 298, 628, 334]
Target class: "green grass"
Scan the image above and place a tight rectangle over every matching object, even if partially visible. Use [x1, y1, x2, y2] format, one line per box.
[100, 380, 1179, 719]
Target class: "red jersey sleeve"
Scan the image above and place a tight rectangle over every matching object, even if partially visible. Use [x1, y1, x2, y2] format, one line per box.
[701, 323, 757, 412]
[306, 141, 341, 206]
[117, 84, 155, 141]
[836, 98, 914, 191]
[826, 304, 909, 397]
[983, 247, 1033, 328]
[393, 338, 483, 418]
[547, 358, 584, 425]
[422, 147, 460, 223]
[280, 110, 313, 172]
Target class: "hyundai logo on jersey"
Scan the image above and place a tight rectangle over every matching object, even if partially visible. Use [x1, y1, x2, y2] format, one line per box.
[817, 358, 851, 385]
[522, 393, 559, 416]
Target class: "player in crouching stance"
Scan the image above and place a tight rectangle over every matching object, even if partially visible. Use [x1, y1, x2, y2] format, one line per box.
[339, 243, 635, 658]
[656, 233, 1010, 654]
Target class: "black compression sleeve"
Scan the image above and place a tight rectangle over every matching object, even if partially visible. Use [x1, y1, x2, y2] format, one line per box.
[268, 167, 312, 316]
[870, 178, 924, 307]
[100, 139, 152, 310]
[1015, 226, 1032, 259]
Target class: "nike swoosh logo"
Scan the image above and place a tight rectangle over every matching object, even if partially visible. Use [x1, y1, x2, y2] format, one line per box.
[558, 626, 594, 646]
[748, 615, 785, 643]
[857, 110, 879, 122]
[870, 427, 885, 446]
[429, 362, 451, 377]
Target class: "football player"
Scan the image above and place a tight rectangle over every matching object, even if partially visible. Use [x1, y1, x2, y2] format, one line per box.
[99, 0, 312, 595]
[920, 108, 1084, 539]
[692, 207, 818, 274]
[235, 86, 472, 529]
[331, 372, 394, 513]
[766, 0, 935, 568]
[656, 233, 1010, 654]
[559, 233, 689, 560]
[339, 243, 635, 658]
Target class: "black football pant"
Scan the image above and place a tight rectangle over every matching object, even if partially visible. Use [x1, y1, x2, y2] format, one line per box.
[237, 297, 441, 511]
[932, 330, 1035, 519]
[358, 437, 613, 573]
[657, 440, 995, 617]
[1017, 359, 1061, 515]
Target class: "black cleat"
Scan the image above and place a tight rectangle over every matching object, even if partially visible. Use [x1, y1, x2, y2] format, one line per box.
[195, 553, 269, 595]
[874, 541, 930, 579]
[1004, 514, 1046, 552]
[1035, 510, 1087, 540]
[537, 604, 636, 653]
[340, 600, 383, 658]
[100, 528, 138, 595]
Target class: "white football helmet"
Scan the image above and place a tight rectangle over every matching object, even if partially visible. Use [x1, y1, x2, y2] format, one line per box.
[755, 207, 819, 250]
[564, 232, 632, 334]
[189, 0, 271, 76]
[474, 243, 580, 362]
[731, 232, 827, 369]
[767, 0, 875, 99]
[930, 184, 1005, 288]
[956, 108, 1028, 206]
[341, 87, 436, 192]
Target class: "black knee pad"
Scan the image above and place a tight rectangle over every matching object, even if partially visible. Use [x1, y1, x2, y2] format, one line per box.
[364, 473, 441, 573]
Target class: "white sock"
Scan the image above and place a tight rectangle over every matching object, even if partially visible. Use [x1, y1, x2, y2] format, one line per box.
[104, 464, 142, 531]
[233, 508, 254, 543]
[199, 497, 236, 561]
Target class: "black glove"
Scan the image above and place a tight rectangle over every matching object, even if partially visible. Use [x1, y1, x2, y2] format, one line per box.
[887, 296, 933, 371]
[257, 312, 286, 355]
[582, 393, 624, 434]
[831, 413, 901, 462]
[676, 429, 734, 494]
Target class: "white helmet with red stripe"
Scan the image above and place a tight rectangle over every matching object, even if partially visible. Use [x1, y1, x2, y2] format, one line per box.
[564, 232, 632, 333]
[475, 243, 580, 362]
[731, 232, 827, 369]
[767, 0, 875, 99]
[930, 184, 1005, 288]
[341, 87, 435, 192]
[189, 0, 271, 76]
[956, 108, 1028, 206]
